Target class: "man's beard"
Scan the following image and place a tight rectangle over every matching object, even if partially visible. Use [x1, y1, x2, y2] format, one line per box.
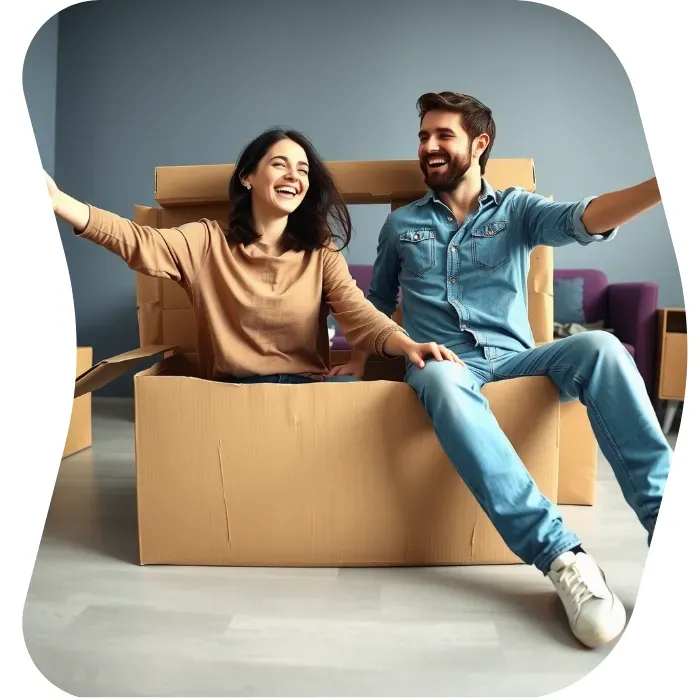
[420, 151, 472, 193]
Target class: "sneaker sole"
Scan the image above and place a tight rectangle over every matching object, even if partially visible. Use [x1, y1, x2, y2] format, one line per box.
[573, 593, 627, 649]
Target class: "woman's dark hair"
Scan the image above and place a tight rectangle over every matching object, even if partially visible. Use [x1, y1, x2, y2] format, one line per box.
[416, 92, 496, 175]
[228, 128, 351, 252]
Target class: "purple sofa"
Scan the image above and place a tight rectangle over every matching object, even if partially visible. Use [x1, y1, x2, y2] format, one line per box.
[554, 269, 659, 397]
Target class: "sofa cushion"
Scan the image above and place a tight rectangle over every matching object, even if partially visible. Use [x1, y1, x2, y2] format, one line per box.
[554, 277, 586, 325]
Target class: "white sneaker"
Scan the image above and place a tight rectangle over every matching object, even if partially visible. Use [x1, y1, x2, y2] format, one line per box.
[548, 551, 627, 648]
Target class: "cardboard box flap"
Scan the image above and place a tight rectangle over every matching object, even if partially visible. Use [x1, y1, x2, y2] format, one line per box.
[74, 345, 176, 398]
[154, 158, 536, 206]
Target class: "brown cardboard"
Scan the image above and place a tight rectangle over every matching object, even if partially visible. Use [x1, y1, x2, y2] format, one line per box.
[74, 354, 559, 566]
[154, 158, 536, 207]
[527, 292, 554, 345]
[659, 334, 687, 398]
[557, 400, 597, 505]
[657, 309, 687, 400]
[62, 347, 93, 458]
[75, 345, 175, 397]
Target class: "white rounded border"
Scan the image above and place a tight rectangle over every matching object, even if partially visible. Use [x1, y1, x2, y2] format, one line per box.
[1, 0, 695, 697]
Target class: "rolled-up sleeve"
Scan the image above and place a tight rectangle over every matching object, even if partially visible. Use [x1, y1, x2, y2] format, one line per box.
[515, 191, 619, 249]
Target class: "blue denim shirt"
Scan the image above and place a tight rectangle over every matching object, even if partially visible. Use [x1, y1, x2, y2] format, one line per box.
[367, 180, 618, 357]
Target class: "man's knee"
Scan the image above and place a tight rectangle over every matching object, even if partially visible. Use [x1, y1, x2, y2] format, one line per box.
[566, 330, 629, 361]
[406, 359, 479, 399]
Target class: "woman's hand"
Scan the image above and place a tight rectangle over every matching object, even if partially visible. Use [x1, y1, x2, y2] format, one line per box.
[325, 357, 367, 379]
[44, 170, 90, 231]
[402, 339, 465, 369]
[384, 331, 465, 369]
[45, 171, 61, 212]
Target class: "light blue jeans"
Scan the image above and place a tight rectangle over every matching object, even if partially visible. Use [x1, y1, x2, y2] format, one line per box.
[406, 331, 670, 573]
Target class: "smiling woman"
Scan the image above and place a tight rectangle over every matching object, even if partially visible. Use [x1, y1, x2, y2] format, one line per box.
[227, 128, 351, 254]
[44, 127, 464, 385]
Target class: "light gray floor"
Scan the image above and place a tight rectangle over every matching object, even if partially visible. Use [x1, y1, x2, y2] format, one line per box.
[24, 398, 672, 697]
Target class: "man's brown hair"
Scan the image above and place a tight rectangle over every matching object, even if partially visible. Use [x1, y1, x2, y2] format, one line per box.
[417, 92, 496, 175]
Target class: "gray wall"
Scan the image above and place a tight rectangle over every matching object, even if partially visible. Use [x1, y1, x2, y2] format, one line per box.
[49, 0, 681, 397]
[23, 12, 59, 174]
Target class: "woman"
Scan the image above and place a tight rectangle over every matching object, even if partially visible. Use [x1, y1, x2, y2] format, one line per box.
[46, 127, 464, 383]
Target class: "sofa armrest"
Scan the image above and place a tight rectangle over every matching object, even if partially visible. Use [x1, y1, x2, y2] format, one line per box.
[608, 282, 658, 394]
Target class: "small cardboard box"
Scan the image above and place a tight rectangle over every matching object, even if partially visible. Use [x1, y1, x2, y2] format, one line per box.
[62, 346, 93, 458]
[74, 348, 559, 566]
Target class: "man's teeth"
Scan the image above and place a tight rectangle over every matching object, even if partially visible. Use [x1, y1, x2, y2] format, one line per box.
[428, 158, 448, 167]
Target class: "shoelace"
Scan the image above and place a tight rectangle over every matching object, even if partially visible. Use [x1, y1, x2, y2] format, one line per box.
[559, 564, 596, 608]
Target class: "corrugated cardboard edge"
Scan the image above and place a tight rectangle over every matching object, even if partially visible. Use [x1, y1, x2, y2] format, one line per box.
[154, 158, 536, 206]
[74, 345, 177, 398]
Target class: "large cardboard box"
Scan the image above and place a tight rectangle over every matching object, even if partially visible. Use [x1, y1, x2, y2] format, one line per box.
[62, 346, 93, 458]
[73, 159, 561, 567]
[75, 349, 559, 566]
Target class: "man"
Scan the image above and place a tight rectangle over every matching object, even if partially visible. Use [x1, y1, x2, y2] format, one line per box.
[328, 91, 670, 649]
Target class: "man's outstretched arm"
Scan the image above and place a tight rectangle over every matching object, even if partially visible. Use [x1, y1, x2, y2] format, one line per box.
[580, 177, 660, 235]
[520, 176, 662, 248]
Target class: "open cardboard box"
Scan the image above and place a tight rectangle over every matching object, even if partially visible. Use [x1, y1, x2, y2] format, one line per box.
[74, 345, 560, 567]
[73, 159, 563, 567]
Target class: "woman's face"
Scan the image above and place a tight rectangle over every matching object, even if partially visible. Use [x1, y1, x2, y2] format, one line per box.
[243, 138, 310, 216]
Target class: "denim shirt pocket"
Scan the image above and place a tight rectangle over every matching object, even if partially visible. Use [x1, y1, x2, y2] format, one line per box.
[471, 220, 509, 270]
[399, 229, 436, 277]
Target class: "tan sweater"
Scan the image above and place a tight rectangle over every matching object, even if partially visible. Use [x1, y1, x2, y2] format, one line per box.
[76, 205, 405, 380]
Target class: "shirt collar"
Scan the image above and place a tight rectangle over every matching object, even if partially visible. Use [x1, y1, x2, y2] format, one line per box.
[416, 178, 497, 207]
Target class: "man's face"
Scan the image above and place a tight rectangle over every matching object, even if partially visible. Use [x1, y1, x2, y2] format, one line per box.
[418, 110, 473, 193]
